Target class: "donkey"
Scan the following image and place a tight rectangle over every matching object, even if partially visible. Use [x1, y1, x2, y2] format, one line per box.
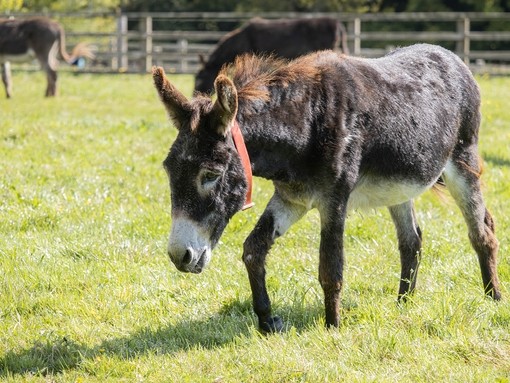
[194, 17, 349, 94]
[0, 17, 94, 98]
[153, 43, 501, 332]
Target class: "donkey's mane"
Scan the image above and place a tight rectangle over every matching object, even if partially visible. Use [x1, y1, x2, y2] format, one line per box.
[219, 53, 322, 102]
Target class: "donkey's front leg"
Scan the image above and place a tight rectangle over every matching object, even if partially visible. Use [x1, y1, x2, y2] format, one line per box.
[1, 62, 12, 99]
[243, 193, 306, 333]
[318, 202, 348, 328]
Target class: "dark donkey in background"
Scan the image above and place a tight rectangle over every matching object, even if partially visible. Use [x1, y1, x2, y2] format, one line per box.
[153, 43, 501, 332]
[194, 17, 349, 94]
[0, 17, 94, 98]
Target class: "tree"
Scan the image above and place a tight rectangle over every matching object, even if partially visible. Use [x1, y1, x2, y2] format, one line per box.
[0, 0, 23, 12]
[1, 0, 121, 12]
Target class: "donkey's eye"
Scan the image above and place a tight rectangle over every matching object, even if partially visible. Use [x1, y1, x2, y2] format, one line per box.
[201, 171, 221, 187]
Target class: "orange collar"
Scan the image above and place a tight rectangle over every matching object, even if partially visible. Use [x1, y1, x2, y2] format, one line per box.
[231, 120, 254, 210]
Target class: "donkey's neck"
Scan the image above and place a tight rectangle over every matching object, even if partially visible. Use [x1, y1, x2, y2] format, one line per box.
[236, 107, 319, 183]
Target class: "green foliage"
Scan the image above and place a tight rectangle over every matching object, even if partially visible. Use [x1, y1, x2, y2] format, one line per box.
[0, 0, 23, 11]
[2, 0, 507, 13]
[379, 0, 509, 12]
[0, 70, 509, 382]
[7, 0, 121, 12]
[122, 0, 510, 13]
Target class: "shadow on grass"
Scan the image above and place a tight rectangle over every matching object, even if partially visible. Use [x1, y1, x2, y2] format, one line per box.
[0, 298, 323, 378]
[0, 298, 253, 377]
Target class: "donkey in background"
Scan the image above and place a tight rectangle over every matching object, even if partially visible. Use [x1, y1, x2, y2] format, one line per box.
[194, 17, 349, 94]
[153, 44, 501, 332]
[0, 16, 94, 98]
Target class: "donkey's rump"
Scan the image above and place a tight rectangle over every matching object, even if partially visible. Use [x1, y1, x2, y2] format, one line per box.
[335, 45, 480, 199]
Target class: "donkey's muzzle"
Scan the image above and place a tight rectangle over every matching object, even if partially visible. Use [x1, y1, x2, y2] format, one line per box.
[168, 247, 208, 274]
[167, 215, 212, 273]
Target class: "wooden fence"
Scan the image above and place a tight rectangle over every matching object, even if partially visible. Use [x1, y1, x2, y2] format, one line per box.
[7, 12, 510, 74]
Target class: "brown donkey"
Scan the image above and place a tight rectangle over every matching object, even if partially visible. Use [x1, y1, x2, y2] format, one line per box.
[0, 17, 94, 98]
[153, 44, 501, 332]
[194, 17, 349, 94]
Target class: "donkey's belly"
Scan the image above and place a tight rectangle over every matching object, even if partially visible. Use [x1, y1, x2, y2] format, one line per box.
[348, 175, 434, 210]
[0, 49, 36, 64]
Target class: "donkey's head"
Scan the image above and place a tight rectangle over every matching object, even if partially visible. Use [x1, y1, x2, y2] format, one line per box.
[153, 67, 248, 273]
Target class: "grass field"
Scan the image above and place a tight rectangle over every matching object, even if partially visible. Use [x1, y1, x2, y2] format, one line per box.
[0, 69, 509, 382]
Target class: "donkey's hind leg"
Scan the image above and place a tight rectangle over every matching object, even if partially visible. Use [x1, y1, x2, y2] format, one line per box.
[39, 41, 59, 97]
[442, 157, 501, 300]
[43, 64, 57, 97]
[389, 201, 422, 301]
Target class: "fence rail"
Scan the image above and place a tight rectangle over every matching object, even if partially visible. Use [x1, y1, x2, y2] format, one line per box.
[5, 11, 510, 75]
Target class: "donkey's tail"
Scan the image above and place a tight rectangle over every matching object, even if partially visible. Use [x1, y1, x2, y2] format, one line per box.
[57, 25, 95, 65]
[431, 176, 449, 203]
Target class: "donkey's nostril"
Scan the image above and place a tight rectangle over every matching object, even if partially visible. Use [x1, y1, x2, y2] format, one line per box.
[182, 249, 193, 265]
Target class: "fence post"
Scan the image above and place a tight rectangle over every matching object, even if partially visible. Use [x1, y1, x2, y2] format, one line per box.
[353, 17, 361, 56]
[179, 39, 188, 73]
[110, 35, 117, 71]
[116, 14, 128, 71]
[140, 16, 153, 72]
[456, 16, 470, 64]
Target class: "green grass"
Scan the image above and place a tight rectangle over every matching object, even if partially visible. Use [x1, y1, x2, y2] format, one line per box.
[0, 70, 509, 382]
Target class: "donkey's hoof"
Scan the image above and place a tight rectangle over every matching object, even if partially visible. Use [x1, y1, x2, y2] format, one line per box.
[488, 290, 502, 301]
[259, 316, 284, 334]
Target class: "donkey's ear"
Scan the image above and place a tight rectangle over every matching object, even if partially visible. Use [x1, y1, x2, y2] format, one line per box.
[212, 75, 238, 136]
[153, 66, 190, 130]
[198, 54, 206, 67]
